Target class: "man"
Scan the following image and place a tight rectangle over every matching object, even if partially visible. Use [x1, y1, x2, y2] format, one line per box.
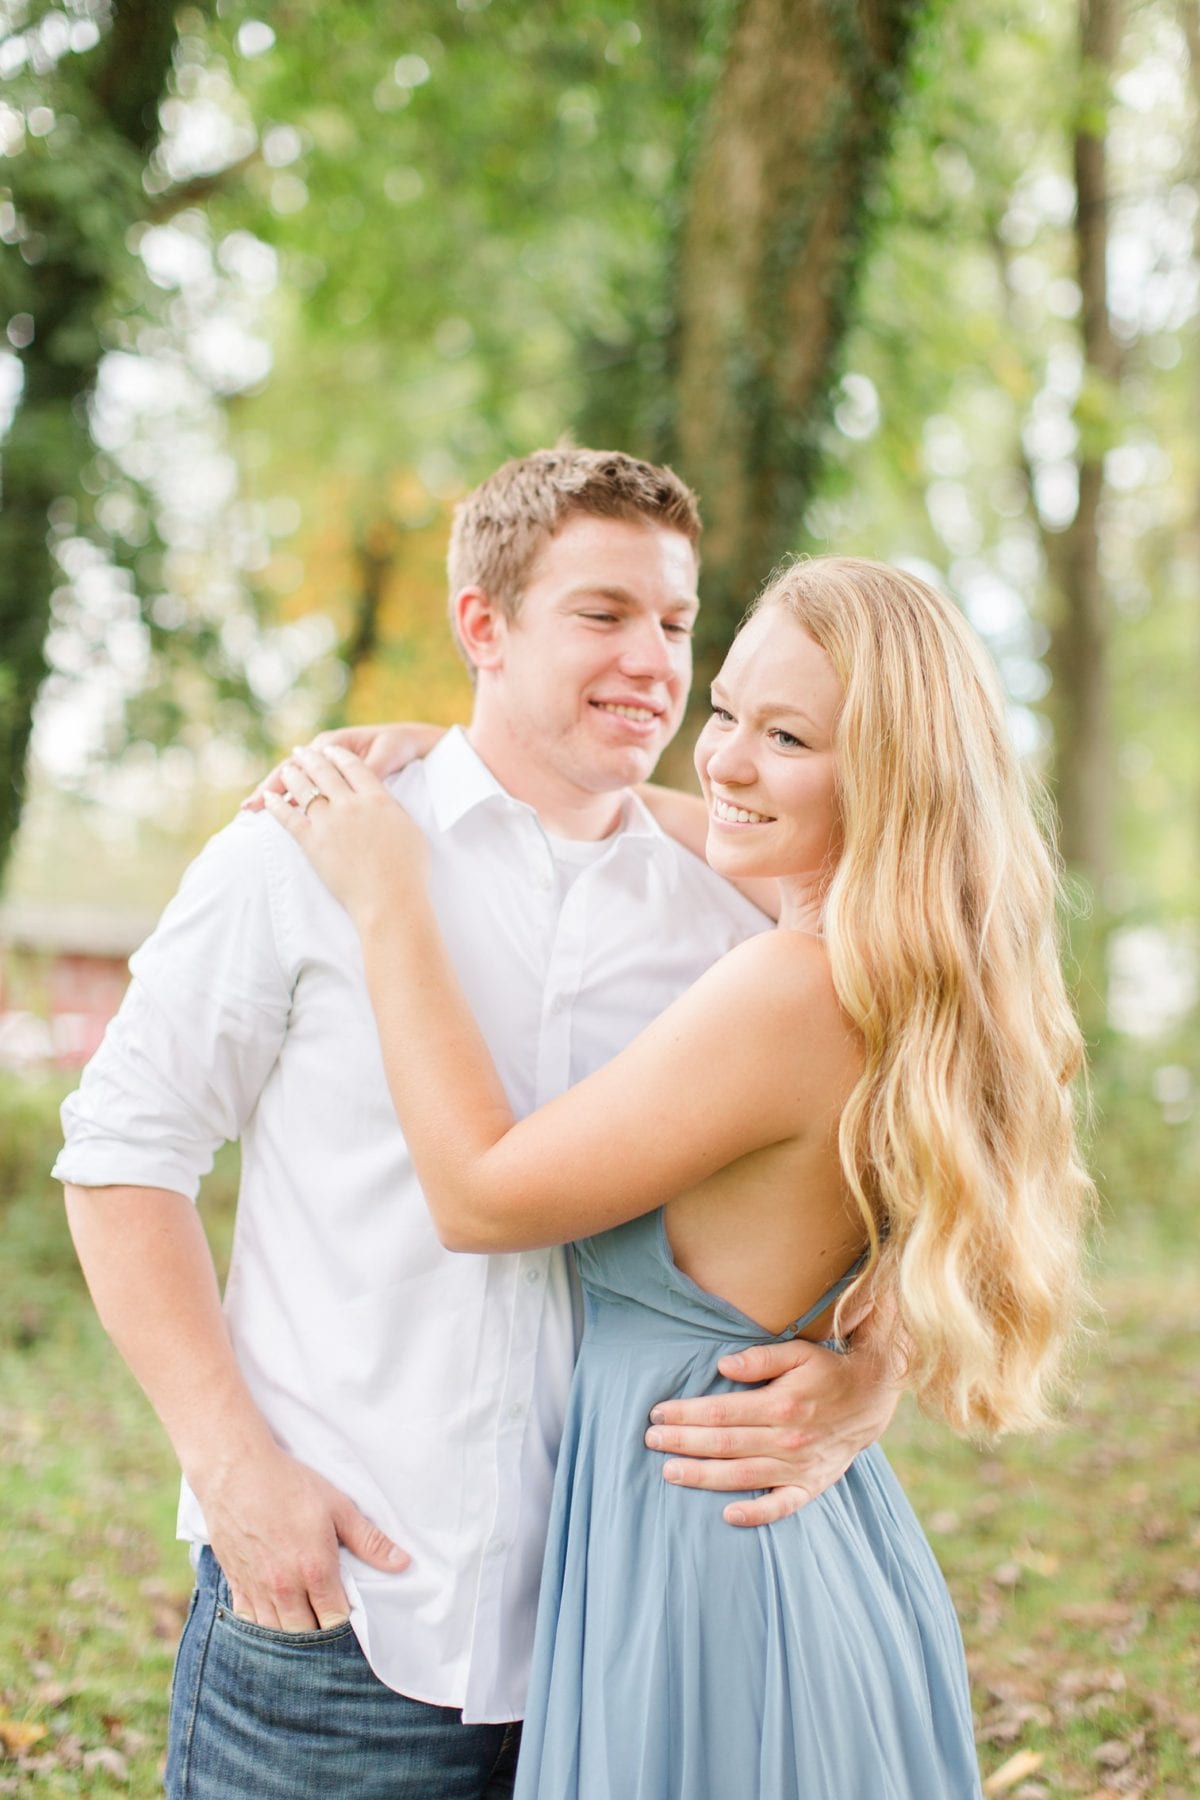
[56, 449, 896, 1799]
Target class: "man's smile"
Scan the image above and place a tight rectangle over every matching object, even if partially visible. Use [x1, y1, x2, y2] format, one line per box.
[590, 700, 664, 725]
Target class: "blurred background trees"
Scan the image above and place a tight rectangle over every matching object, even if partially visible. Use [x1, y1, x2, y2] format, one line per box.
[1, 0, 1196, 1197]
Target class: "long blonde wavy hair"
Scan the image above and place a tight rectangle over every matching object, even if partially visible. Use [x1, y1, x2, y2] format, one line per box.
[748, 557, 1094, 1437]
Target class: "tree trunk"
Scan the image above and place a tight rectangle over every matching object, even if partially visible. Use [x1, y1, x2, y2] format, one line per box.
[1050, 0, 1121, 891]
[671, 0, 922, 685]
[0, 1, 209, 885]
[1177, 0, 1200, 905]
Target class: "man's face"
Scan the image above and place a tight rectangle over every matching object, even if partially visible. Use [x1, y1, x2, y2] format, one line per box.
[477, 514, 698, 797]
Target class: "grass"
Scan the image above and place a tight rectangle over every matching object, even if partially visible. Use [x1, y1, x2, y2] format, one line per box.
[1, 1079, 1197, 1796]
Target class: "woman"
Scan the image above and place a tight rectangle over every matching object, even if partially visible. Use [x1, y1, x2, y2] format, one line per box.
[265, 557, 1092, 1799]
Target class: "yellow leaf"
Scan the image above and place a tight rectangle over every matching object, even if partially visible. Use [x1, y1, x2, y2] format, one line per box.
[0, 1717, 48, 1753]
[983, 1748, 1045, 1795]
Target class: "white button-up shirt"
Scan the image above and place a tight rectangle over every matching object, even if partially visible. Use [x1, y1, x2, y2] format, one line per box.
[54, 728, 769, 1721]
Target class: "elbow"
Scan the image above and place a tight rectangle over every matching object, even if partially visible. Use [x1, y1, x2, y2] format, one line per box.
[429, 1197, 529, 1256]
[429, 1197, 512, 1255]
[437, 1222, 520, 1255]
[435, 1217, 494, 1254]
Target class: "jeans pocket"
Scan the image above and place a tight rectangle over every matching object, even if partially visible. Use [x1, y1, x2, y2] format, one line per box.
[214, 1604, 355, 1648]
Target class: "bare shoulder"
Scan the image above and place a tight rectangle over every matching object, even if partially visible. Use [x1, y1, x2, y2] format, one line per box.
[714, 926, 841, 1013]
[703, 930, 863, 1103]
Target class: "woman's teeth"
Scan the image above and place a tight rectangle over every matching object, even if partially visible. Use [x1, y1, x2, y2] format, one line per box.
[712, 798, 773, 824]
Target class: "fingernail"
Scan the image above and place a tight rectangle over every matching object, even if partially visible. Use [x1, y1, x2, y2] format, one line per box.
[649, 1406, 666, 1425]
[663, 1462, 682, 1484]
[727, 1507, 747, 1526]
[645, 1429, 662, 1449]
[387, 1545, 410, 1567]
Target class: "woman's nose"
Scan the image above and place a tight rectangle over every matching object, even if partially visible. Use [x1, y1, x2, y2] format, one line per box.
[702, 729, 755, 786]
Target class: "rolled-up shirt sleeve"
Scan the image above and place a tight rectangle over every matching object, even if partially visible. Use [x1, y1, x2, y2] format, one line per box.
[53, 814, 294, 1201]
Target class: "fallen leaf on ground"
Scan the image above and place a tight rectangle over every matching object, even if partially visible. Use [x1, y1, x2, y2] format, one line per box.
[983, 1748, 1045, 1794]
[0, 1719, 48, 1754]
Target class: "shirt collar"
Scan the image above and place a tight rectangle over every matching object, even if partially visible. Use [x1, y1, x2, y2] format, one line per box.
[423, 726, 515, 832]
[423, 728, 679, 887]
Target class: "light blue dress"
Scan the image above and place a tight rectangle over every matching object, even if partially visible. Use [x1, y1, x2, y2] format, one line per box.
[514, 1209, 983, 1800]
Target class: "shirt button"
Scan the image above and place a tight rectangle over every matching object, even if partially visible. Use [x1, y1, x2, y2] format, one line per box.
[531, 866, 553, 891]
[550, 992, 569, 1014]
[524, 1267, 541, 1285]
[508, 1401, 525, 1420]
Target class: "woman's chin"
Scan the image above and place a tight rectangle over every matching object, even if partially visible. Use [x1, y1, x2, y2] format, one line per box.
[705, 833, 756, 878]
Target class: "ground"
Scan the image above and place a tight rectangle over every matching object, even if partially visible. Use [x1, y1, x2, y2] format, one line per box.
[1, 1098, 1197, 1796]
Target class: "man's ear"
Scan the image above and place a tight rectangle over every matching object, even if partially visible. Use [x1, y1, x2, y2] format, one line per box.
[454, 587, 508, 673]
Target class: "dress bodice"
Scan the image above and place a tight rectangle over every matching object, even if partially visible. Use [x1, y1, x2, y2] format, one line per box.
[574, 1207, 862, 1351]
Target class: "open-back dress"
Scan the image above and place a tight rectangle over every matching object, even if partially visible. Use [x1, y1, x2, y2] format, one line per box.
[513, 1208, 983, 1800]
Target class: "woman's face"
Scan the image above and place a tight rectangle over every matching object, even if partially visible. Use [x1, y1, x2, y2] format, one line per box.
[694, 605, 843, 887]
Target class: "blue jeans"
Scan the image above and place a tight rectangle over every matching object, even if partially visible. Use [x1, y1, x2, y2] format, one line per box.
[165, 1548, 520, 1799]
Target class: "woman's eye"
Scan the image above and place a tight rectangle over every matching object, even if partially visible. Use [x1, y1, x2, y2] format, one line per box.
[710, 706, 734, 724]
[771, 728, 806, 750]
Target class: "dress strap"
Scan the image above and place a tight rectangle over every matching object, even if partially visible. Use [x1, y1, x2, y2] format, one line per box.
[783, 1250, 869, 1340]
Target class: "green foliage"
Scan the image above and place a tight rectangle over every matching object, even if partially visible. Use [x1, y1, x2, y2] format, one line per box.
[799, 0, 1198, 936]
[212, 0, 709, 482]
[0, 2, 211, 881]
[1087, 1023, 1200, 1259]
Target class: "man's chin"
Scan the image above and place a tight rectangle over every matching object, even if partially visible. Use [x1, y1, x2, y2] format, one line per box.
[575, 735, 666, 793]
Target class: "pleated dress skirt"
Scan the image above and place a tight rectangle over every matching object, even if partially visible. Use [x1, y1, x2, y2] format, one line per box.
[513, 1210, 983, 1800]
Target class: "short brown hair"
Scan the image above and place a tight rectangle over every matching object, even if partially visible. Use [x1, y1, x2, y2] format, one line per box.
[447, 448, 701, 663]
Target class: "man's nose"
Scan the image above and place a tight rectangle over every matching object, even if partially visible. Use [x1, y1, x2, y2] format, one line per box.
[618, 618, 675, 681]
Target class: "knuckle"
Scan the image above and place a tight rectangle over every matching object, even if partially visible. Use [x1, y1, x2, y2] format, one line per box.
[267, 1569, 296, 1604]
[296, 1553, 328, 1590]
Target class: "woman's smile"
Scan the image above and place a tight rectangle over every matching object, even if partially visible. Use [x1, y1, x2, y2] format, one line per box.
[709, 796, 776, 825]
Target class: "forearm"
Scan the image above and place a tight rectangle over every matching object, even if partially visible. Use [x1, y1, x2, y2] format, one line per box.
[64, 1183, 277, 1491]
[66, 1181, 409, 1623]
[356, 898, 518, 1246]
